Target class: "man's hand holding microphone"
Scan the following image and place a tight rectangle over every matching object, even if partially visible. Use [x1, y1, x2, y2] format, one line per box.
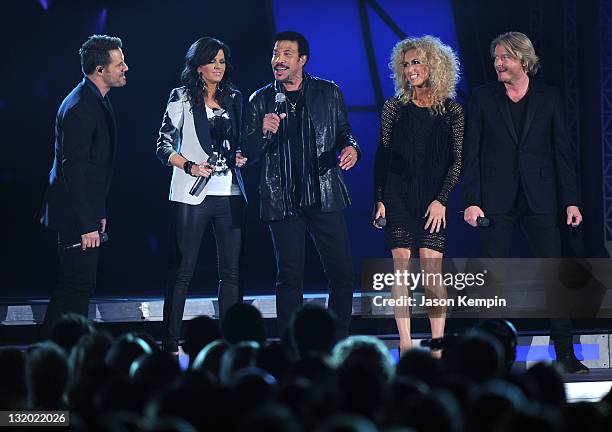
[77, 218, 108, 251]
[263, 112, 287, 136]
[463, 205, 485, 227]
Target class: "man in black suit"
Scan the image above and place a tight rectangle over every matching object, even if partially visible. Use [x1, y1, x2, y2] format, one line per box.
[40, 35, 128, 331]
[462, 32, 587, 373]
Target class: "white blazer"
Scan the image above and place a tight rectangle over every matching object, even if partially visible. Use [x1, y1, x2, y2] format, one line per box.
[156, 86, 245, 205]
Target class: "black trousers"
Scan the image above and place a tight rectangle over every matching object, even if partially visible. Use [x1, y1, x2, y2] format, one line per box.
[163, 196, 244, 352]
[481, 187, 574, 356]
[268, 209, 354, 341]
[43, 232, 99, 334]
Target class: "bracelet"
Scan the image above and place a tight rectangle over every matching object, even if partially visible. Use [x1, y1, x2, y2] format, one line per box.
[183, 160, 197, 177]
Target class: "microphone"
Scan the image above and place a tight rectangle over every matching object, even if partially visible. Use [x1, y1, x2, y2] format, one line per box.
[64, 232, 109, 251]
[374, 217, 387, 228]
[189, 174, 207, 197]
[264, 91, 287, 145]
[189, 161, 212, 197]
[476, 216, 490, 227]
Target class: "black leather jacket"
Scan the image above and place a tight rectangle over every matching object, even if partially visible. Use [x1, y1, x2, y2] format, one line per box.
[245, 73, 360, 221]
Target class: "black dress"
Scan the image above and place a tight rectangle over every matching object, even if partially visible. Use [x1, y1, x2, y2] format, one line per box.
[374, 97, 464, 252]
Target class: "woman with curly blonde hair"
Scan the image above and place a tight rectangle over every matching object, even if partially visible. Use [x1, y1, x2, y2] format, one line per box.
[373, 36, 464, 356]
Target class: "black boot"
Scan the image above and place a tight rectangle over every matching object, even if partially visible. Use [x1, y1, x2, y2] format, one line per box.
[554, 338, 588, 374]
[556, 354, 589, 374]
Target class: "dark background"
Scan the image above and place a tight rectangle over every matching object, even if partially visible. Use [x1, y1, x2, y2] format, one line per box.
[0, 0, 608, 299]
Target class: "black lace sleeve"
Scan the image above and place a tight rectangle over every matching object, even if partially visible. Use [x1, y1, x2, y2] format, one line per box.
[374, 98, 401, 203]
[435, 100, 464, 206]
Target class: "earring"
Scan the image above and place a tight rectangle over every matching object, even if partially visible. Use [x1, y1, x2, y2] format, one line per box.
[198, 73, 207, 88]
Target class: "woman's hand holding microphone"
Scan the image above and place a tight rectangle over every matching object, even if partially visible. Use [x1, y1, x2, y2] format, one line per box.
[190, 162, 213, 178]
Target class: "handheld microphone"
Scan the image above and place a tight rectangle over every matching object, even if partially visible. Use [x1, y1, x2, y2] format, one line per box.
[189, 161, 213, 197]
[476, 216, 490, 227]
[64, 232, 109, 251]
[374, 217, 387, 228]
[264, 91, 287, 145]
[189, 174, 207, 197]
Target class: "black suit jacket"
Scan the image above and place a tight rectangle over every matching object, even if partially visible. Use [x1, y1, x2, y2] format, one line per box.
[462, 80, 578, 214]
[40, 79, 116, 236]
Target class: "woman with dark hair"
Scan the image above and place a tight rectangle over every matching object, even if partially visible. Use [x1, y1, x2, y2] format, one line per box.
[156, 37, 248, 354]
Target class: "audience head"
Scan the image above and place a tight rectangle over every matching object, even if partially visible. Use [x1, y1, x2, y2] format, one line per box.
[256, 341, 292, 382]
[331, 335, 395, 383]
[129, 351, 181, 395]
[290, 303, 336, 358]
[467, 380, 527, 432]
[182, 315, 221, 363]
[397, 348, 444, 386]
[478, 319, 518, 370]
[146, 369, 218, 431]
[230, 367, 278, 414]
[219, 340, 260, 384]
[289, 354, 335, 383]
[69, 330, 113, 375]
[397, 389, 462, 432]
[191, 339, 231, 380]
[26, 341, 69, 409]
[221, 303, 266, 344]
[525, 362, 567, 408]
[332, 336, 395, 421]
[48, 313, 95, 353]
[105, 333, 153, 377]
[445, 329, 504, 382]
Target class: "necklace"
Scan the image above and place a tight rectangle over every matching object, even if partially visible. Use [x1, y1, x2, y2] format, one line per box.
[289, 101, 297, 114]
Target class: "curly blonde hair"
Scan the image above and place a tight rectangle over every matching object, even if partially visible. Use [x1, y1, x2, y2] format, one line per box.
[389, 35, 460, 114]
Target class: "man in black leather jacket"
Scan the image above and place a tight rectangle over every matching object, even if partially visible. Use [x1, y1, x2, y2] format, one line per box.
[245, 31, 360, 340]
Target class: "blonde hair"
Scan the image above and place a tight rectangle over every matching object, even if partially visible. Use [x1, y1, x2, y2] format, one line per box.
[490, 32, 540, 75]
[389, 35, 460, 115]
